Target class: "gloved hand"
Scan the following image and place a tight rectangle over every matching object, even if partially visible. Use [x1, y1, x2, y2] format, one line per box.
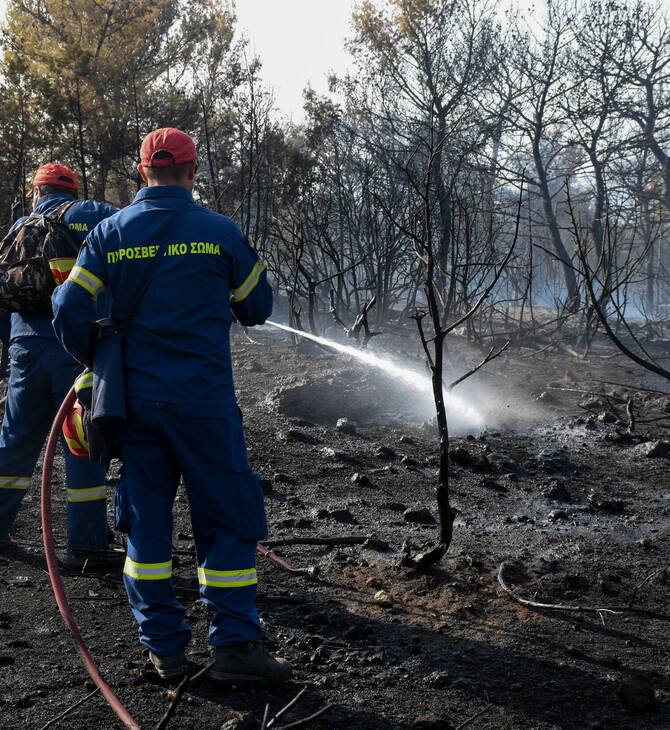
[83, 407, 122, 466]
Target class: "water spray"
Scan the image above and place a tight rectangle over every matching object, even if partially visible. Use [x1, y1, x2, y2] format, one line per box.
[263, 320, 484, 428]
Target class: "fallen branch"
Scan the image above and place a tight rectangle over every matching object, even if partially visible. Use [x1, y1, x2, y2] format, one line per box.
[498, 563, 670, 620]
[275, 703, 335, 730]
[455, 703, 494, 729]
[264, 687, 307, 728]
[629, 568, 666, 606]
[155, 660, 216, 730]
[634, 416, 670, 425]
[546, 385, 623, 399]
[259, 686, 334, 730]
[39, 688, 100, 730]
[592, 379, 670, 396]
[261, 536, 369, 548]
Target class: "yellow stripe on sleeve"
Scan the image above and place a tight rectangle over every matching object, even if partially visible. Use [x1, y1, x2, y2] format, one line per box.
[69, 265, 106, 299]
[231, 260, 266, 302]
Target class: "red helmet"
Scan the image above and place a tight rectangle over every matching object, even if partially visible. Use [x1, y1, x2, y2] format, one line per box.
[63, 400, 89, 458]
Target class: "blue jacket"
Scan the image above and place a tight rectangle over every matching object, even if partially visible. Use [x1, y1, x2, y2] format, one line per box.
[52, 185, 272, 407]
[0, 193, 117, 344]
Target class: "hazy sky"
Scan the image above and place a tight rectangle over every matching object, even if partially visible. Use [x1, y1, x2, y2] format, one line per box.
[234, 0, 358, 121]
[0, 1, 544, 123]
[0, 0, 357, 122]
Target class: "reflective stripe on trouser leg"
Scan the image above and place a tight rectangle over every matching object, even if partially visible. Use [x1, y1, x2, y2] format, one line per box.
[0, 476, 31, 538]
[198, 560, 262, 647]
[123, 556, 191, 655]
[63, 435, 108, 551]
[122, 399, 266, 648]
[0, 476, 31, 490]
[198, 566, 258, 588]
[67, 485, 106, 503]
[117, 401, 191, 656]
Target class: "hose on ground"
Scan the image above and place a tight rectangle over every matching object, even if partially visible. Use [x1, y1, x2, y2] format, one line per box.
[41, 386, 141, 730]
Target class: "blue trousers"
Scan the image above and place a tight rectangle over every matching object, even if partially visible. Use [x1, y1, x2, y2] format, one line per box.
[0, 337, 108, 550]
[116, 398, 267, 656]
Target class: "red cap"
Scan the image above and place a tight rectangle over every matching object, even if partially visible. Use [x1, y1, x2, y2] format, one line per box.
[140, 128, 198, 167]
[31, 163, 79, 191]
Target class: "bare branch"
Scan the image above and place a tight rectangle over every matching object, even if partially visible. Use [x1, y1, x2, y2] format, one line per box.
[498, 563, 670, 621]
[447, 340, 510, 390]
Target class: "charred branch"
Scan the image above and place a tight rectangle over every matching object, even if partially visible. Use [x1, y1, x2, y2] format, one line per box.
[328, 290, 382, 348]
[498, 563, 670, 621]
[260, 686, 335, 730]
[155, 661, 217, 730]
[447, 340, 511, 391]
[565, 190, 670, 383]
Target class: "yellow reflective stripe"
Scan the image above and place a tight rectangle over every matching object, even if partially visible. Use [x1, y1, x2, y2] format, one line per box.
[74, 410, 88, 447]
[197, 566, 258, 588]
[63, 434, 84, 452]
[0, 476, 30, 490]
[49, 257, 77, 286]
[70, 265, 106, 299]
[50, 259, 76, 273]
[67, 485, 105, 502]
[74, 370, 93, 394]
[231, 260, 266, 302]
[124, 557, 172, 580]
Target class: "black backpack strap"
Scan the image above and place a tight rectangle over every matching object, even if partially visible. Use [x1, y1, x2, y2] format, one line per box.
[42, 199, 82, 255]
[49, 199, 78, 221]
[5, 200, 80, 251]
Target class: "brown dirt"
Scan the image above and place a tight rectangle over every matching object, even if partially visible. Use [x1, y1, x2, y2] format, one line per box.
[1, 322, 669, 730]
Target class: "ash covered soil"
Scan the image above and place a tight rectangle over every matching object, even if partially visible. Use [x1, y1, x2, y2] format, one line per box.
[1, 323, 669, 730]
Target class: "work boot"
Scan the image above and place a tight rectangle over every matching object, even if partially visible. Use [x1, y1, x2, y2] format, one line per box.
[211, 642, 292, 684]
[149, 650, 185, 679]
[61, 545, 125, 572]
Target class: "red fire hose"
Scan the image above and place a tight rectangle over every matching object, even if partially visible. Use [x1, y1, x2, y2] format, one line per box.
[41, 386, 140, 730]
[40, 389, 316, 728]
[256, 543, 319, 579]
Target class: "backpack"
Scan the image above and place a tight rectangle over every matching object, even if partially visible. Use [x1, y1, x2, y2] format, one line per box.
[0, 200, 82, 313]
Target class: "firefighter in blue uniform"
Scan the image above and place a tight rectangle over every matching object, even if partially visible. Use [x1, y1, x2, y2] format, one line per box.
[0, 163, 118, 567]
[52, 129, 292, 684]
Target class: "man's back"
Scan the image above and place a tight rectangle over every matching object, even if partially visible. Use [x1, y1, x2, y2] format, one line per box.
[54, 185, 272, 406]
[8, 192, 117, 340]
[0, 167, 118, 556]
[50, 127, 290, 686]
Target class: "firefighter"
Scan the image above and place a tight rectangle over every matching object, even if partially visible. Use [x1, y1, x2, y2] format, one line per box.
[52, 129, 291, 684]
[0, 164, 119, 569]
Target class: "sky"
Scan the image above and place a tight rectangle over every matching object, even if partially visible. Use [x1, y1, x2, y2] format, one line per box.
[0, 0, 358, 122]
[234, 0, 358, 121]
[0, 0, 547, 123]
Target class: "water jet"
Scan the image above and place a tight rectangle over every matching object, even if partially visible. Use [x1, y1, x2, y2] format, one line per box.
[263, 320, 484, 431]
